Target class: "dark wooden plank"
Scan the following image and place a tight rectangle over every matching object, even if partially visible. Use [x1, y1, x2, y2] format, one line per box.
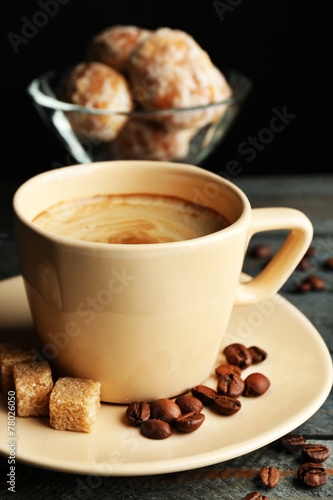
[0, 439, 331, 499]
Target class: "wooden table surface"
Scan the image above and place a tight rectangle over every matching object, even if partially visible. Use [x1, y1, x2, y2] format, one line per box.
[0, 175, 332, 499]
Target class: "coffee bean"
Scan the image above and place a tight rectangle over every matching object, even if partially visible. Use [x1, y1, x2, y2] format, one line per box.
[305, 275, 326, 291]
[279, 432, 306, 450]
[295, 280, 312, 293]
[297, 462, 328, 487]
[243, 373, 270, 397]
[223, 343, 252, 369]
[305, 246, 316, 258]
[141, 419, 173, 439]
[217, 372, 245, 398]
[215, 364, 242, 377]
[126, 401, 150, 426]
[297, 257, 311, 271]
[294, 273, 327, 293]
[242, 493, 269, 500]
[301, 444, 330, 463]
[214, 395, 241, 416]
[325, 256, 333, 269]
[251, 244, 273, 259]
[175, 411, 205, 432]
[174, 395, 203, 414]
[248, 346, 267, 364]
[259, 465, 279, 488]
[191, 385, 218, 405]
[149, 398, 181, 424]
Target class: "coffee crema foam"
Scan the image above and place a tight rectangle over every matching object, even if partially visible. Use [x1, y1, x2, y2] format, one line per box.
[32, 194, 229, 244]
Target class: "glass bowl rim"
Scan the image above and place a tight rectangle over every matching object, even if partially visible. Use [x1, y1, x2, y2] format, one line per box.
[27, 67, 252, 117]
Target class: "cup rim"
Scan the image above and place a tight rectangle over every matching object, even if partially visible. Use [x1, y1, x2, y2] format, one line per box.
[13, 160, 251, 250]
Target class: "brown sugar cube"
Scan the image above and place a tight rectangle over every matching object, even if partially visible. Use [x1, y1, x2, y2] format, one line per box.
[14, 361, 53, 417]
[0, 341, 36, 395]
[49, 377, 101, 433]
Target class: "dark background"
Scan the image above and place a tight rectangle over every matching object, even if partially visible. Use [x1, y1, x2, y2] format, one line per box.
[2, 0, 332, 183]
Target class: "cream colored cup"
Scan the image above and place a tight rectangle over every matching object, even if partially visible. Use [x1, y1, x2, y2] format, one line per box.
[13, 161, 313, 403]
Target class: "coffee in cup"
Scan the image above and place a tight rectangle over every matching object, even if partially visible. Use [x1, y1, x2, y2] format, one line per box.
[32, 193, 229, 244]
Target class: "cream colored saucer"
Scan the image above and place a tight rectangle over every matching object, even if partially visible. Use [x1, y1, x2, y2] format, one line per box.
[0, 276, 332, 476]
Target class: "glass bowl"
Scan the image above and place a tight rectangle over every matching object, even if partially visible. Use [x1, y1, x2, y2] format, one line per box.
[27, 67, 251, 166]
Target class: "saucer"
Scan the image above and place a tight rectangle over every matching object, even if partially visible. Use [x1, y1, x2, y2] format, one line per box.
[0, 276, 332, 476]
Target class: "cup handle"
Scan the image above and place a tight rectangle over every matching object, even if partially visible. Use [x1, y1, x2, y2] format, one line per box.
[234, 207, 313, 305]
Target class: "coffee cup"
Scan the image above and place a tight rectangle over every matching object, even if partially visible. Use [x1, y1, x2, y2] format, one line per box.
[13, 160, 313, 403]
